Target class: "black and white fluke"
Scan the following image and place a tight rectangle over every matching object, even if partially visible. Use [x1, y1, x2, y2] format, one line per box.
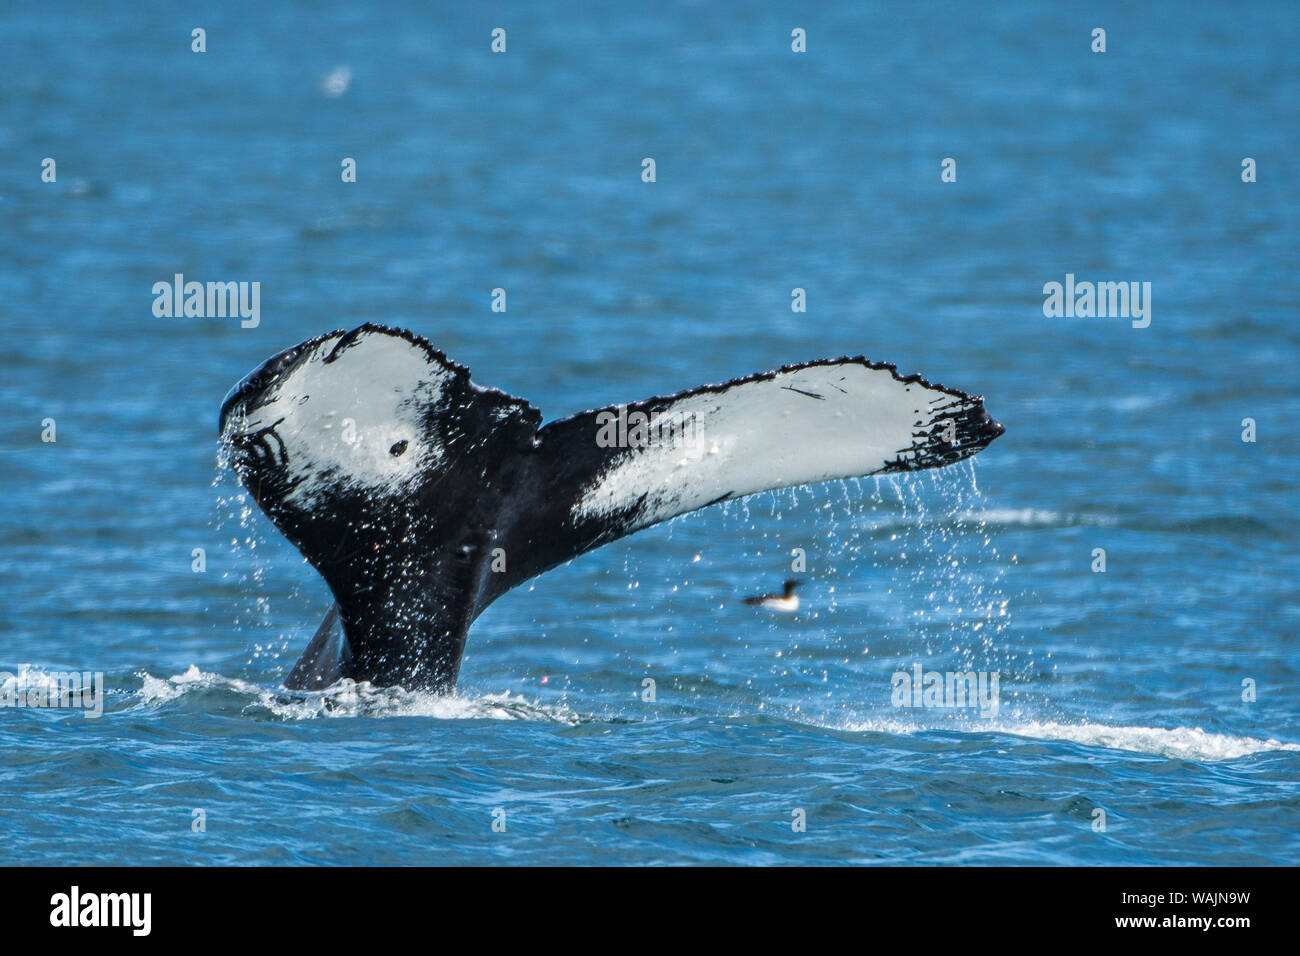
[219, 324, 1003, 692]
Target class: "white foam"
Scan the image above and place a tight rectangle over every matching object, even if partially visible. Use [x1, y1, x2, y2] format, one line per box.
[3, 664, 76, 695]
[321, 65, 352, 98]
[133, 672, 1296, 763]
[957, 508, 1062, 526]
[136, 665, 582, 723]
[841, 715, 1300, 761]
[951, 508, 1121, 528]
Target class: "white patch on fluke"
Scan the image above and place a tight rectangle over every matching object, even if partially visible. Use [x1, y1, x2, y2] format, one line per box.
[574, 361, 970, 525]
[229, 331, 453, 508]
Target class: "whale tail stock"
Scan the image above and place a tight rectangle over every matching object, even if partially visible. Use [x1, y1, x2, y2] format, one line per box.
[218, 324, 1003, 692]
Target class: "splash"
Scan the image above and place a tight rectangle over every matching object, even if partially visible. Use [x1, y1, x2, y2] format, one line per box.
[212, 455, 323, 669]
[136, 665, 584, 723]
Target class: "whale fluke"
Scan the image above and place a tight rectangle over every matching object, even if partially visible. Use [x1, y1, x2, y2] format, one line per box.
[219, 323, 1003, 692]
[284, 601, 348, 690]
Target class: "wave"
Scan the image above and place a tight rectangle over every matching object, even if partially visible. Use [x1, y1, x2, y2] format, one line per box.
[91, 667, 1300, 762]
[955, 507, 1069, 527]
[136, 665, 584, 723]
[946, 508, 1272, 537]
[839, 716, 1300, 762]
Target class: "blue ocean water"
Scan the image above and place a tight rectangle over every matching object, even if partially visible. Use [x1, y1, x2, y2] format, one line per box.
[1, 1, 1297, 865]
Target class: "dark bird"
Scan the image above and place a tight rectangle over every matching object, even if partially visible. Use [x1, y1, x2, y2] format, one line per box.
[743, 579, 802, 612]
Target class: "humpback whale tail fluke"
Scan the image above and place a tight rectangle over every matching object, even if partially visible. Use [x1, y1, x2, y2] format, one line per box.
[219, 324, 1003, 693]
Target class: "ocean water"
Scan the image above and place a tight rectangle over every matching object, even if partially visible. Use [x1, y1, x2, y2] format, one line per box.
[1, 1, 1297, 865]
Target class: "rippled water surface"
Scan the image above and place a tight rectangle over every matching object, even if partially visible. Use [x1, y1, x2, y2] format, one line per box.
[1, 1, 1297, 864]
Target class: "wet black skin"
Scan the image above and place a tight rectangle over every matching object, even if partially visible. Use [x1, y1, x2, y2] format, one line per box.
[220, 324, 1004, 693]
[219, 330, 663, 691]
